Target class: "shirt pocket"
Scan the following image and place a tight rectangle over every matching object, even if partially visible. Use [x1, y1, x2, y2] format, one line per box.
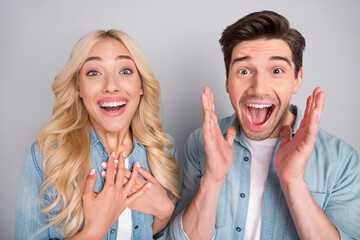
[282, 191, 327, 239]
[215, 179, 228, 229]
[42, 192, 66, 239]
[42, 186, 63, 214]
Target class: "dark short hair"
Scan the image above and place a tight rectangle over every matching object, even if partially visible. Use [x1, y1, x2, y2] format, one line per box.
[219, 10, 305, 78]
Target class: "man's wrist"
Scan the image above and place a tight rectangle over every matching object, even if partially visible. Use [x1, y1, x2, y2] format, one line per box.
[202, 172, 226, 187]
[280, 178, 308, 193]
[197, 173, 226, 207]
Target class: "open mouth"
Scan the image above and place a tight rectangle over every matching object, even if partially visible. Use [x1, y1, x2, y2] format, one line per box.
[99, 100, 127, 112]
[246, 103, 275, 125]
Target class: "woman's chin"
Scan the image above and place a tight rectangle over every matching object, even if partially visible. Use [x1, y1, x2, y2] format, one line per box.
[91, 120, 130, 135]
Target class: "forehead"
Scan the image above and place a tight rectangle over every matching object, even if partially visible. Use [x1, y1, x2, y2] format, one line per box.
[231, 39, 292, 63]
[87, 38, 131, 57]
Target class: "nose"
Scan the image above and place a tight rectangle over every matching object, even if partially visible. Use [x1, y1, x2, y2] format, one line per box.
[247, 72, 269, 96]
[103, 73, 120, 93]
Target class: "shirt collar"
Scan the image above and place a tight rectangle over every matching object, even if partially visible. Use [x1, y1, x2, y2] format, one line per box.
[223, 104, 303, 141]
[289, 104, 303, 136]
[90, 126, 102, 147]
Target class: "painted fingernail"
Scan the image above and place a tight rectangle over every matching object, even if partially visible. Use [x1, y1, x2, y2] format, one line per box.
[101, 162, 107, 168]
[147, 183, 152, 188]
[136, 162, 140, 168]
[114, 159, 119, 164]
[89, 169, 95, 175]
[101, 170, 106, 177]
[122, 152, 126, 157]
[111, 152, 115, 158]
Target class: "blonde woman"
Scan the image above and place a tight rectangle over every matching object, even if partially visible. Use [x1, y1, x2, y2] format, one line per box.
[15, 29, 179, 240]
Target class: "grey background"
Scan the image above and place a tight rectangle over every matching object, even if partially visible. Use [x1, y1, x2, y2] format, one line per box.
[1, 0, 359, 239]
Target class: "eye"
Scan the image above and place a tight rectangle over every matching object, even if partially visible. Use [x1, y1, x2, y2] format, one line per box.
[238, 68, 251, 75]
[272, 68, 284, 74]
[86, 70, 100, 76]
[120, 68, 133, 75]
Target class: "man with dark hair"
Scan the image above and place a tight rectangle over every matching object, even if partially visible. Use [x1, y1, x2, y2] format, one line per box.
[170, 11, 359, 239]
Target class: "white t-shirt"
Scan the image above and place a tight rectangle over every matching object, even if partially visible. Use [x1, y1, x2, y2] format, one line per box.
[241, 132, 279, 240]
[117, 157, 132, 240]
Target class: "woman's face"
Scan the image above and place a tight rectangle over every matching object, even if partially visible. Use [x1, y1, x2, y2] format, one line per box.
[78, 38, 143, 134]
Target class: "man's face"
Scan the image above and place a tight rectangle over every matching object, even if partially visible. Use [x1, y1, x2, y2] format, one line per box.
[226, 39, 302, 140]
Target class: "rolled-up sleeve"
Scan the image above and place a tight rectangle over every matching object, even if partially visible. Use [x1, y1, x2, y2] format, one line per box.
[168, 210, 190, 240]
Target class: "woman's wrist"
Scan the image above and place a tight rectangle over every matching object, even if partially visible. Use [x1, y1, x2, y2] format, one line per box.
[155, 199, 175, 220]
[151, 199, 174, 234]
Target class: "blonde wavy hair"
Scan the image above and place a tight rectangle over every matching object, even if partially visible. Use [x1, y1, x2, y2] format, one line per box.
[37, 29, 179, 237]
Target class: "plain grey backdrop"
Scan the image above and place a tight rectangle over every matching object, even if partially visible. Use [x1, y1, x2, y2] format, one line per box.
[1, 0, 359, 239]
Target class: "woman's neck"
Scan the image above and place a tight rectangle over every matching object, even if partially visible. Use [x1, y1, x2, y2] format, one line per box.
[94, 126, 134, 158]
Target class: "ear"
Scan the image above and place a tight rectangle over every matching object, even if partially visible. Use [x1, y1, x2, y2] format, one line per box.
[139, 78, 144, 96]
[140, 83, 144, 96]
[292, 68, 303, 94]
[78, 86, 83, 98]
[226, 77, 229, 93]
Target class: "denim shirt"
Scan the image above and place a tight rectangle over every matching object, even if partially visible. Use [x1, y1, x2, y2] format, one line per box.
[169, 105, 360, 240]
[15, 127, 177, 240]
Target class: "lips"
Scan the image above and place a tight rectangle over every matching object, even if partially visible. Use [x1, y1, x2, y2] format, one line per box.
[244, 103, 275, 127]
[99, 100, 127, 112]
[97, 98, 128, 117]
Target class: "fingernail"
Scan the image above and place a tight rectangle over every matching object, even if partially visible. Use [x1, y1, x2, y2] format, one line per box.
[147, 183, 152, 188]
[101, 162, 107, 168]
[122, 152, 126, 157]
[111, 152, 116, 158]
[89, 169, 95, 175]
[114, 159, 119, 164]
[101, 170, 106, 177]
[136, 162, 140, 168]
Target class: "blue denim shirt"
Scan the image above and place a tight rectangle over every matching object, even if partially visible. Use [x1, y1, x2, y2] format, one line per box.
[169, 105, 360, 240]
[15, 127, 176, 240]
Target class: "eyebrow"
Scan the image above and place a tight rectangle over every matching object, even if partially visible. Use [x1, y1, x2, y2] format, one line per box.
[231, 55, 292, 67]
[84, 55, 133, 64]
[270, 56, 292, 67]
[231, 56, 250, 67]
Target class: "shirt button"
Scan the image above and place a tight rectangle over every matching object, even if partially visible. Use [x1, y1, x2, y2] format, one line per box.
[236, 227, 241, 232]
[240, 193, 245, 198]
[243, 156, 249, 161]
[110, 229, 115, 234]
[134, 225, 139, 229]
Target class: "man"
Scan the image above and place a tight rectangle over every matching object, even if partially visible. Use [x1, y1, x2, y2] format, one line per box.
[170, 11, 360, 239]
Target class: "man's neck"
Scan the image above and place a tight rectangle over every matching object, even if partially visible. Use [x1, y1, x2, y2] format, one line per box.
[269, 109, 296, 139]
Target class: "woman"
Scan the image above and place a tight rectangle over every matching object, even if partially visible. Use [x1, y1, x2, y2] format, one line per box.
[15, 29, 179, 239]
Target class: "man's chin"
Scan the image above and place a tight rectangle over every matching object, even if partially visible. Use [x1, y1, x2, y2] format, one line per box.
[241, 127, 277, 141]
[239, 106, 288, 141]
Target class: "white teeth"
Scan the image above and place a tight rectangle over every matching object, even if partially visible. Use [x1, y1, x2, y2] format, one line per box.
[246, 109, 253, 123]
[247, 103, 272, 108]
[100, 101, 127, 107]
